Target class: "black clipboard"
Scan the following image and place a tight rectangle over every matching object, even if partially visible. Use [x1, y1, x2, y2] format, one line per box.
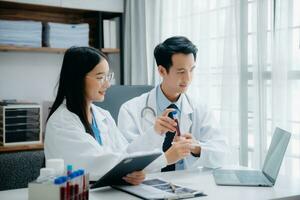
[90, 152, 162, 189]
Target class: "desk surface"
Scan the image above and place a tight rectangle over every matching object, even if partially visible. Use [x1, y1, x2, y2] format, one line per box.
[1, 168, 300, 200]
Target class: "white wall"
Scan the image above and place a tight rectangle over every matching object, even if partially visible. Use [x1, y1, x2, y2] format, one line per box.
[0, 51, 121, 129]
[0, 52, 62, 103]
[0, 52, 63, 129]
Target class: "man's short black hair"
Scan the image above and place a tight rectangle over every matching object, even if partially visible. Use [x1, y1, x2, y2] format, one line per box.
[154, 36, 198, 72]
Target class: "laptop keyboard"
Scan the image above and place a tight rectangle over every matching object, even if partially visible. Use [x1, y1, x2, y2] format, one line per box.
[235, 170, 269, 185]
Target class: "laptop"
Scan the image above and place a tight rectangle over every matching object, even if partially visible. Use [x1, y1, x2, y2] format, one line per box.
[213, 127, 291, 187]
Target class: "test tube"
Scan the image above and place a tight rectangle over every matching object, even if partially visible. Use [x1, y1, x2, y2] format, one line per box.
[74, 171, 80, 200]
[54, 176, 68, 200]
[83, 171, 89, 200]
[172, 111, 181, 136]
[66, 165, 72, 200]
[68, 172, 78, 200]
[71, 170, 84, 200]
[67, 165, 73, 176]
[77, 169, 84, 200]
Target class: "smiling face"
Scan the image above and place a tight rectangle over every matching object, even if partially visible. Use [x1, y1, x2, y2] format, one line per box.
[159, 53, 196, 101]
[84, 58, 110, 103]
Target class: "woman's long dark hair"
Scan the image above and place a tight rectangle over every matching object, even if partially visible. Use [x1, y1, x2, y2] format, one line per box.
[47, 46, 107, 136]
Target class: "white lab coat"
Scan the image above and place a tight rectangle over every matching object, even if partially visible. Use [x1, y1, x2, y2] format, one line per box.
[45, 103, 167, 181]
[118, 87, 228, 170]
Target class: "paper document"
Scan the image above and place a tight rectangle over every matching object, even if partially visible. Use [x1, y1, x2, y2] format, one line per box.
[113, 178, 206, 200]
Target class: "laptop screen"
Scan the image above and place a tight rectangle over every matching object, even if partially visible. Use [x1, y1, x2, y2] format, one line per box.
[262, 128, 291, 183]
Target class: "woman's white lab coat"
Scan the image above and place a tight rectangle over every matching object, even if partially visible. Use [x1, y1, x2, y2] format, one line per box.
[118, 87, 228, 169]
[45, 104, 167, 181]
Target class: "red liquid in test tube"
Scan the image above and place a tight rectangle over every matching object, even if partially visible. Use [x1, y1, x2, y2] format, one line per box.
[173, 111, 181, 136]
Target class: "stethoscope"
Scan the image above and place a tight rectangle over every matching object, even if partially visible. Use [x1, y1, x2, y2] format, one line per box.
[140, 88, 194, 132]
[140, 93, 156, 118]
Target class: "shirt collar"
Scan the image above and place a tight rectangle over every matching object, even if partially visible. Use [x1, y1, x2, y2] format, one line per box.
[156, 85, 182, 115]
[91, 104, 106, 122]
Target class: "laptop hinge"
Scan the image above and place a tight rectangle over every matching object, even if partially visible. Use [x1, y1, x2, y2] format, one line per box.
[262, 171, 275, 185]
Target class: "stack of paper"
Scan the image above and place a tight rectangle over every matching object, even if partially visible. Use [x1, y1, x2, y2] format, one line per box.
[0, 19, 42, 47]
[44, 22, 89, 48]
[103, 17, 120, 48]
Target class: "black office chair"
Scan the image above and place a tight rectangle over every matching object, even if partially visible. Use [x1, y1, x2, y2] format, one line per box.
[94, 85, 154, 121]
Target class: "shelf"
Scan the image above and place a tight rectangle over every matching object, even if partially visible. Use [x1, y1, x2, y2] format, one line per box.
[0, 45, 120, 54]
[0, 0, 124, 84]
[0, 45, 66, 53]
[0, 143, 44, 153]
[101, 48, 120, 53]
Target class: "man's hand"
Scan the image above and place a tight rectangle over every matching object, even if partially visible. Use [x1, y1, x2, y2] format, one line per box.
[178, 133, 201, 157]
[122, 171, 145, 185]
[164, 136, 193, 164]
[154, 108, 177, 135]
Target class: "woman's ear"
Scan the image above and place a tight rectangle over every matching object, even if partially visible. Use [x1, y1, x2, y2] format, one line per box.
[158, 65, 167, 77]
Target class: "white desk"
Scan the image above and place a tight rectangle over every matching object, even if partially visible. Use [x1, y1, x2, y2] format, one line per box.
[1, 168, 300, 200]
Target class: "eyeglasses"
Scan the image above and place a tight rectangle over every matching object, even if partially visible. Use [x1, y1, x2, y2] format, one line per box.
[87, 72, 114, 85]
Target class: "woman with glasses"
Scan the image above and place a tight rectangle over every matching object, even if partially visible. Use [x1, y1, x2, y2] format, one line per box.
[44, 46, 147, 184]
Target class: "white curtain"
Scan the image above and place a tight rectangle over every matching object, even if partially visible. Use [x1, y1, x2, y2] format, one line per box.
[272, 0, 300, 177]
[249, 0, 300, 177]
[249, 0, 270, 169]
[157, 0, 241, 165]
[124, 0, 162, 85]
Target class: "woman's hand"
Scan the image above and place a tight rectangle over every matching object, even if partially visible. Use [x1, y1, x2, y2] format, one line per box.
[122, 171, 145, 185]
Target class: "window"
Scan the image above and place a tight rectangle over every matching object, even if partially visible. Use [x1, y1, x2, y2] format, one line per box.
[246, 0, 300, 177]
[157, 0, 300, 176]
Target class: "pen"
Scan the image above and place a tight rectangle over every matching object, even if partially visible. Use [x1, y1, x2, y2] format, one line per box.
[172, 111, 181, 136]
[171, 141, 201, 147]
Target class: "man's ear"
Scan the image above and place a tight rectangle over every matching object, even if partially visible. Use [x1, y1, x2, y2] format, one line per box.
[158, 65, 167, 76]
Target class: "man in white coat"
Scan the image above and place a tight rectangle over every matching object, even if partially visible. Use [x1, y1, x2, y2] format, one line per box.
[118, 36, 228, 171]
